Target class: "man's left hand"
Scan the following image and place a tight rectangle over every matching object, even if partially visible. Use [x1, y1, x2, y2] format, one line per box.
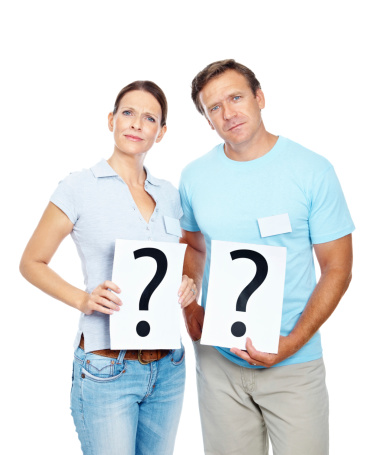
[230, 336, 297, 368]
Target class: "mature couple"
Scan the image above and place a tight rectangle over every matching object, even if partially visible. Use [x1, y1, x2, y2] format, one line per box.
[20, 59, 354, 455]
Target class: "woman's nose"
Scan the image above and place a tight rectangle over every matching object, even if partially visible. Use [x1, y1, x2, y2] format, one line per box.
[130, 116, 142, 130]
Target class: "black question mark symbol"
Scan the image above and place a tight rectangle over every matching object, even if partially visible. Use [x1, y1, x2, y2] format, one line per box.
[230, 249, 268, 337]
[133, 247, 168, 337]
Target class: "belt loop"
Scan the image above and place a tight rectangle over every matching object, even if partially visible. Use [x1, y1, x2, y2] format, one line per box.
[117, 349, 127, 364]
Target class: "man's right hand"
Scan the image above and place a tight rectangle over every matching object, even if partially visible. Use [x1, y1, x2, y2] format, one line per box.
[183, 301, 205, 341]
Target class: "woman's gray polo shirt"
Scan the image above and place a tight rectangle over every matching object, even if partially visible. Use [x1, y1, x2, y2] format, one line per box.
[50, 159, 183, 352]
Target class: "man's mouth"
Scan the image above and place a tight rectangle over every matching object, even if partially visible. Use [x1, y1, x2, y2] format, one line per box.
[228, 122, 245, 132]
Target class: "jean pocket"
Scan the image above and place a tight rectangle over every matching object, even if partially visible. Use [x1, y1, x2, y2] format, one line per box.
[171, 345, 185, 366]
[81, 353, 126, 383]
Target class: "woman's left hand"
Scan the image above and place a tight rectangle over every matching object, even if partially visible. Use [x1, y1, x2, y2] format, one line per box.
[178, 275, 197, 308]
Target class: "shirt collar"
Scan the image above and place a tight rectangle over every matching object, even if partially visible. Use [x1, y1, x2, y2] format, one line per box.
[144, 166, 161, 187]
[90, 159, 161, 186]
[90, 159, 118, 178]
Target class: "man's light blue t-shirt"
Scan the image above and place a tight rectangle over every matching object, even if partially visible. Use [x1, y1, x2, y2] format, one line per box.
[179, 136, 354, 368]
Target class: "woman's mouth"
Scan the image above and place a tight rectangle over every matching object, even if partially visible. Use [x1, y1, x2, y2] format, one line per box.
[124, 135, 143, 142]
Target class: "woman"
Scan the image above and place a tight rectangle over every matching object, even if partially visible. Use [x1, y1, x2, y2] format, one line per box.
[19, 81, 196, 455]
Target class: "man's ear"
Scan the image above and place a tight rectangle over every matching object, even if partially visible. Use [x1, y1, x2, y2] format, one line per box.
[207, 117, 215, 130]
[255, 89, 266, 110]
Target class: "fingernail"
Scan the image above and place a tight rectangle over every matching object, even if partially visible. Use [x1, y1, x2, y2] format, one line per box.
[178, 292, 182, 297]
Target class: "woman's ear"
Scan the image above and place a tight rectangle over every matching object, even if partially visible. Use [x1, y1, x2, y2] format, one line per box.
[108, 112, 114, 132]
[155, 124, 167, 143]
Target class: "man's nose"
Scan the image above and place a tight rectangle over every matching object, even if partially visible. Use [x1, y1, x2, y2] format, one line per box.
[223, 104, 236, 120]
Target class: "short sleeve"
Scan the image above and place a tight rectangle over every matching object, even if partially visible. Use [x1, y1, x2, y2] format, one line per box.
[176, 198, 184, 220]
[179, 175, 200, 232]
[171, 184, 184, 220]
[309, 165, 355, 244]
[50, 174, 79, 224]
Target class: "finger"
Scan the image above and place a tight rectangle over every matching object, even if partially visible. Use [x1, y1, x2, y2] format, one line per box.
[180, 283, 197, 308]
[179, 281, 196, 305]
[244, 338, 272, 363]
[230, 347, 260, 366]
[100, 289, 122, 306]
[102, 280, 121, 293]
[244, 337, 261, 357]
[92, 296, 121, 312]
[230, 347, 253, 362]
[178, 275, 189, 297]
[179, 286, 193, 306]
[180, 293, 196, 308]
[87, 300, 116, 315]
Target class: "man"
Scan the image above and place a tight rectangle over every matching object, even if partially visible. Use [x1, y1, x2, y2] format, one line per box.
[179, 59, 354, 455]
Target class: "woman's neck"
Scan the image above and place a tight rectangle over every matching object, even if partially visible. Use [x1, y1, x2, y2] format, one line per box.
[107, 151, 146, 187]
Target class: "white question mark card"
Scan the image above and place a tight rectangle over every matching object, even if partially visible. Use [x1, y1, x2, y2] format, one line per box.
[201, 240, 286, 353]
[110, 239, 187, 349]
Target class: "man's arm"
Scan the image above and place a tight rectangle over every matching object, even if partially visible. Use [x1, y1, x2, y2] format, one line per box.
[231, 234, 353, 367]
[180, 229, 206, 340]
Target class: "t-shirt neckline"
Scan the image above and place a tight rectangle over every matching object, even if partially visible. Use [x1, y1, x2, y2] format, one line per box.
[218, 135, 285, 169]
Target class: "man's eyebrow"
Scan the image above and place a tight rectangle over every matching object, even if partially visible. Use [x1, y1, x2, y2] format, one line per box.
[206, 90, 247, 110]
[207, 101, 220, 110]
[227, 90, 246, 98]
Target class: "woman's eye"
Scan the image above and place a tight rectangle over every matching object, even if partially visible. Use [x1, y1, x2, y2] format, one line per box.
[122, 110, 132, 116]
[146, 116, 156, 122]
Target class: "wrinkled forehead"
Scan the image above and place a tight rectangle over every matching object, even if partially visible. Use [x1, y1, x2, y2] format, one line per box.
[199, 70, 251, 109]
[118, 90, 162, 116]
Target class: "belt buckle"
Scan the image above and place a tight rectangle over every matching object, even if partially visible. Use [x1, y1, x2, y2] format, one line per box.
[138, 350, 153, 365]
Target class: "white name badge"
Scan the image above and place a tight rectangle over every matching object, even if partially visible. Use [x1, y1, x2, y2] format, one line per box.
[201, 240, 286, 353]
[110, 239, 187, 349]
[164, 215, 182, 237]
[257, 213, 292, 237]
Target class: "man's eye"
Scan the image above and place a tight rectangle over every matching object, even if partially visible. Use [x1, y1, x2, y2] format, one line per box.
[233, 96, 241, 101]
[211, 105, 219, 112]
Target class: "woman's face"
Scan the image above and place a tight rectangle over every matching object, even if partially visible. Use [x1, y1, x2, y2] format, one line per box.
[108, 90, 166, 157]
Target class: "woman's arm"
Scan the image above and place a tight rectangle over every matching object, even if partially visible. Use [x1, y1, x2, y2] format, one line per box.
[19, 202, 122, 315]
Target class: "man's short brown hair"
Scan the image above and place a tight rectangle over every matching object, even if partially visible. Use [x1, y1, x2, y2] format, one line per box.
[191, 59, 261, 115]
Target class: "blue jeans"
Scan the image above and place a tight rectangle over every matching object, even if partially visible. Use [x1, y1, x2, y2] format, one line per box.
[70, 345, 185, 455]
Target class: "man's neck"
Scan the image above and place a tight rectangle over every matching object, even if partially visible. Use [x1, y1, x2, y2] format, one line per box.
[224, 130, 278, 162]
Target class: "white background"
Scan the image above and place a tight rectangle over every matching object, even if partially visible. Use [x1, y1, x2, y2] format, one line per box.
[2, 1, 374, 454]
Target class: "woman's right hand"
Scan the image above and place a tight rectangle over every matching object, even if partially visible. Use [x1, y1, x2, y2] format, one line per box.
[79, 281, 122, 315]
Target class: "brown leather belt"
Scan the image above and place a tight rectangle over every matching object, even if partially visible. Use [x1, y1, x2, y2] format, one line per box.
[79, 336, 169, 365]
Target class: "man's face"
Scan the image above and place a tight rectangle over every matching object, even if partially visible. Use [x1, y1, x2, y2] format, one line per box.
[199, 70, 265, 151]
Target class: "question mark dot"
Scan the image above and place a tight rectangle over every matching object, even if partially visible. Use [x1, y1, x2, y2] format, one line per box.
[231, 321, 246, 338]
[136, 321, 150, 337]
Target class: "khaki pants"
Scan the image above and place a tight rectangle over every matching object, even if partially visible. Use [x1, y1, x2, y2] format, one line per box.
[193, 341, 329, 455]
